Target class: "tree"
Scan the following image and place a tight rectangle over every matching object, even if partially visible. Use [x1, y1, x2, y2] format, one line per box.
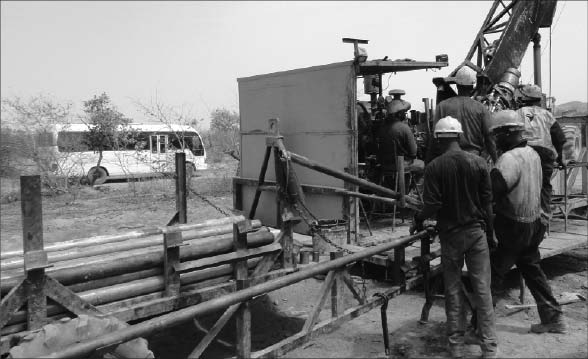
[82, 93, 134, 184]
[209, 108, 240, 161]
[1, 95, 75, 191]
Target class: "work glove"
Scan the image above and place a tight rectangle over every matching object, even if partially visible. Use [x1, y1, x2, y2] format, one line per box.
[409, 213, 424, 235]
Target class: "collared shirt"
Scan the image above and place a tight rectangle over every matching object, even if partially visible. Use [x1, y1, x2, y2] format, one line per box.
[493, 145, 542, 223]
[428, 96, 497, 163]
[420, 149, 492, 234]
[517, 105, 559, 158]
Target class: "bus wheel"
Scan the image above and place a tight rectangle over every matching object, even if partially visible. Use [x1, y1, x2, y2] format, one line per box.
[88, 167, 108, 185]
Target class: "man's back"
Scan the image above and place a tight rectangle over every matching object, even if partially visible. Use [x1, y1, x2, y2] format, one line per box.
[493, 145, 542, 222]
[428, 96, 496, 162]
[518, 105, 558, 156]
[378, 120, 417, 166]
[423, 150, 492, 233]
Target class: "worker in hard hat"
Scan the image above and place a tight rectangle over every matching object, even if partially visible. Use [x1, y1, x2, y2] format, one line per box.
[410, 116, 497, 359]
[489, 110, 566, 334]
[377, 92, 424, 182]
[426, 66, 497, 164]
[516, 84, 567, 222]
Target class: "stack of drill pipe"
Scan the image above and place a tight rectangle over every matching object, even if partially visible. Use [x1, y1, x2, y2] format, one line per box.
[0, 219, 263, 272]
[0, 222, 270, 293]
[0, 215, 278, 336]
[1, 216, 255, 263]
[1, 259, 262, 336]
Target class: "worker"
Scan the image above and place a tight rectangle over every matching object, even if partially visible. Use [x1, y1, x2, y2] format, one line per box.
[410, 116, 497, 359]
[489, 110, 567, 334]
[377, 91, 424, 185]
[426, 66, 497, 164]
[517, 84, 567, 221]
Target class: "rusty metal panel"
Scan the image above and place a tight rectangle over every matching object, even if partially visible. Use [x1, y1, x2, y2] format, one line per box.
[238, 62, 356, 231]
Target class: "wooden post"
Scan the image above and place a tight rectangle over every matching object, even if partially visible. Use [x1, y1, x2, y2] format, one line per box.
[163, 214, 181, 297]
[392, 246, 406, 285]
[234, 221, 251, 358]
[164, 154, 187, 297]
[175, 153, 187, 224]
[330, 252, 344, 318]
[20, 175, 47, 330]
[233, 178, 243, 212]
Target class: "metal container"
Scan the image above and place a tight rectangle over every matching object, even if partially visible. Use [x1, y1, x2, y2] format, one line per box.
[312, 219, 348, 254]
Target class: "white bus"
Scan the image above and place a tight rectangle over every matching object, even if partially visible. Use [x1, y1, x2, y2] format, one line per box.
[37, 123, 207, 184]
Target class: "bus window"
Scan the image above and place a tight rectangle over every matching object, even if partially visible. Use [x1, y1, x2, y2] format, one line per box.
[169, 136, 184, 150]
[150, 135, 158, 153]
[57, 132, 89, 152]
[159, 136, 166, 153]
[189, 135, 204, 156]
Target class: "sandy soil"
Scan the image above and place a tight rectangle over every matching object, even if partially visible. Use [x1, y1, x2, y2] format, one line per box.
[1, 162, 586, 358]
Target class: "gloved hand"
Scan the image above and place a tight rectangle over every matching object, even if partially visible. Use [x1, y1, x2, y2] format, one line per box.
[410, 213, 424, 235]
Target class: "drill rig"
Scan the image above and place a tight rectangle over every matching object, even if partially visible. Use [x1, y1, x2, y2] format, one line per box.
[434, 0, 558, 112]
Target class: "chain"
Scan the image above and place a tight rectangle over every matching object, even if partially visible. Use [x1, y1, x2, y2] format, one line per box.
[187, 186, 233, 217]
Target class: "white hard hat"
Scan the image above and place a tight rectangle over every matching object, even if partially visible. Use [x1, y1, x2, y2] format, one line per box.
[434, 116, 463, 138]
[446, 66, 477, 86]
[490, 110, 524, 133]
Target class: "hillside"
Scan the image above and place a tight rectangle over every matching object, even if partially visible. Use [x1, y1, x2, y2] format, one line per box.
[555, 101, 588, 117]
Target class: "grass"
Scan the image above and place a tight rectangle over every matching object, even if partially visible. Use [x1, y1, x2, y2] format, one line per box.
[0, 157, 239, 205]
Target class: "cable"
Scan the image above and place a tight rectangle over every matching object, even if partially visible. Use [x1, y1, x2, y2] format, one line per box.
[382, 73, 393, 93]
[549, 24, 552, 102]
[523, 2, 566, 85]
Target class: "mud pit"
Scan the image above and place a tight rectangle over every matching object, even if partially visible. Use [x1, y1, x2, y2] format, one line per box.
[1, 162, 586, 358]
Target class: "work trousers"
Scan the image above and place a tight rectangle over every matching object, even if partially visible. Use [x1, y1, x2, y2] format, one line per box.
[531, 145, 556, 216]
[440, 224, 497, 355]
[491, 214, 563, 323]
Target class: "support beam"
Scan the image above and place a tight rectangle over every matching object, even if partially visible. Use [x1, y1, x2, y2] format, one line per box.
[21, 176, 47, 330]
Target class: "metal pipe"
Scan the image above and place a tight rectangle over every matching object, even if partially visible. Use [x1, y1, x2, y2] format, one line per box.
[46, 230, 430, 358]
[1, 221, 262, 271]
[533, 32, 542, 87]
[288, 152, 400, 198]
[1, 231, 274, 292]
[1, 216, 248, 260]
[3, 259, 262, 328]
[257, 182, 397, 205]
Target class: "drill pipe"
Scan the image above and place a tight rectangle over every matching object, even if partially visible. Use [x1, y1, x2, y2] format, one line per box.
[0, 228, 268, 283]
[2, 258, 262, 329]
[0, 216, 247, 260]
[0, 230, 274, 292]
[287, 152, 421, 209]
[46, 230, 430, 359]
[0, 221, 262, 271]
[1, 271, 244, 337]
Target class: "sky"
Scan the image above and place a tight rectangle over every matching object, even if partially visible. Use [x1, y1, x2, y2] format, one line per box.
[1, 1, 586, 129]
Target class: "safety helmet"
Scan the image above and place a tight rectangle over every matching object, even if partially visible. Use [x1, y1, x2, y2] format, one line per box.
[518, 84, 543, 101]
[490, 110, 524, 133]
[434, 116, 463, 138]
[388, 89, 406, 99]
[386, 98, 411, 115]
[445, 66, 477, 86]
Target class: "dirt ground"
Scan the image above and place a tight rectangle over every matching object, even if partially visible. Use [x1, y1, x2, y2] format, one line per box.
[1, 161, 587, 358]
